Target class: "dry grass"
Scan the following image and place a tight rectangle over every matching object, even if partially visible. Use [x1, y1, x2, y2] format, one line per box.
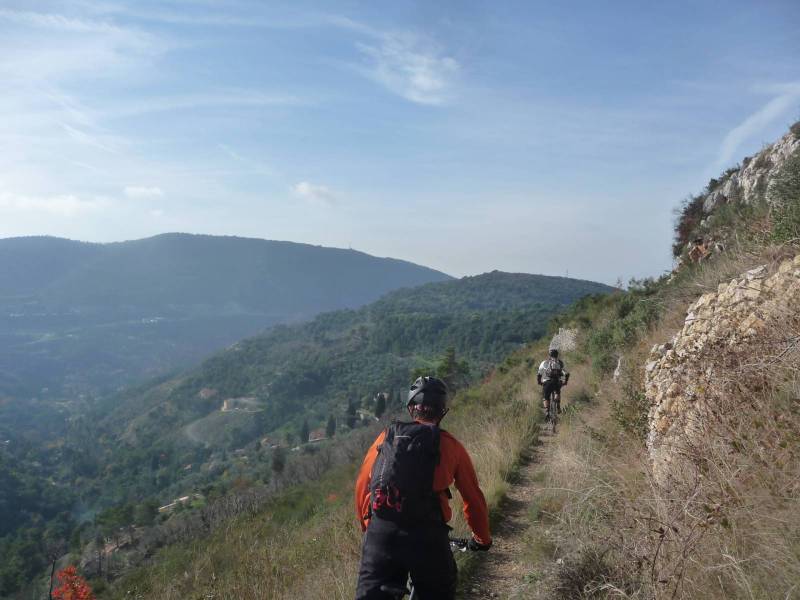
[524, 252, 800, 600]
[111, 348, 544, 600]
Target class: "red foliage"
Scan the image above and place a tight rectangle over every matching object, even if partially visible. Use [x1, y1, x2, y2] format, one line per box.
[52, 566, 96, 600]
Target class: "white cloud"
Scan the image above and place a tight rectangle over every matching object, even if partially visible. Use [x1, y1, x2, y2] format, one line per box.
[714, 82, 800, 169]
[105, 91, 309, 120]
[0, 9, 164, 85]
[62, 123, 118, 153]
[356, 32, 459, 106]
[0, 192, 107, 217]
[0, 9, 125, 34]
[124, 186, 164, 199]
[291, 181, 336, 206]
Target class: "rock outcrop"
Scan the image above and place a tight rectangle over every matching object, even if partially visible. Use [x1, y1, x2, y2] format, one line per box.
[645, 254, 800, 483]
[702, 131, 800, 213]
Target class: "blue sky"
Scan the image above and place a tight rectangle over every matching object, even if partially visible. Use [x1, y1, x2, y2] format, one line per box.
[1, 0, 798, 284]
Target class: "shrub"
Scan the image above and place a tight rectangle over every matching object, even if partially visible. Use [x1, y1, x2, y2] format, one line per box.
[790, 120, 800, 140]
[769, 147, 800, 243]
[610, 377, 649, 439]
[673, 195, 706, 257]
[52, 566, 95, 600]
[553, 547, 638, 599]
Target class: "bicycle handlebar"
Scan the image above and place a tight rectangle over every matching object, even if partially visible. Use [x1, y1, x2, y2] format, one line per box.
[448, 537, 471, 551]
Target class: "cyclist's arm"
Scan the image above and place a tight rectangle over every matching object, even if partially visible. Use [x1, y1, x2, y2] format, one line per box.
[453, 442, 492, 546]
[354, 430, 386, 531]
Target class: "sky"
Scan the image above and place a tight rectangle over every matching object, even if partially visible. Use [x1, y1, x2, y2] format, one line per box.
[1, 0, 799, 285]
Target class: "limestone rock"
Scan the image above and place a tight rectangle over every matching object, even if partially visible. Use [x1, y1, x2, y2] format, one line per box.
[646, 255, 800, 484]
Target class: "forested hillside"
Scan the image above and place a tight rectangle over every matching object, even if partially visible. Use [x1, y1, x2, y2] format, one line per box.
[94, 271, 611, 504]
[0, 269, 611, 598]
[0, 233, 449, 403]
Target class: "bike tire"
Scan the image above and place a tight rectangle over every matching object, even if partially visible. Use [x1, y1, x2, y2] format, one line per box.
[548, 391, 558, 435]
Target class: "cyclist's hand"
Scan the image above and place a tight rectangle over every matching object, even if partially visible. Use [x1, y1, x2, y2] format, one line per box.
[468, 537, 492, 552]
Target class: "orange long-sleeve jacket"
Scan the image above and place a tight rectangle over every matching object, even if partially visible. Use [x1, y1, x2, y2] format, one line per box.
[354, 424, 492, 545]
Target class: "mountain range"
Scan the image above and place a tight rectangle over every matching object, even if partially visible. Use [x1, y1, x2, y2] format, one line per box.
[0, 233, 449, 405]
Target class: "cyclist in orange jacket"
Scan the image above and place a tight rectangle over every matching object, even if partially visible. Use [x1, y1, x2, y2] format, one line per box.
[354, 376, 491, 599]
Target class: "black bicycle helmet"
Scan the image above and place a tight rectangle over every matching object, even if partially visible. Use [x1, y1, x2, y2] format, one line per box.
[407, 376, 449, 417]
[549, 348, 559, 358]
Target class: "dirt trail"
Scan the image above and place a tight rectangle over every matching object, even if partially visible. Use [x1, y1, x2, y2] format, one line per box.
[461, 432, 554, 600]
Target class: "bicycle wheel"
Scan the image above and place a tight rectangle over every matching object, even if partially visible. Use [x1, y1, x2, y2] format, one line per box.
[548, 391, 557, 434]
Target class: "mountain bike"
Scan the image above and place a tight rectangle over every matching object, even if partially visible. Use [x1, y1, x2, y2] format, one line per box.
[379, 537, 471, 599]
[545, 386, 561, 434]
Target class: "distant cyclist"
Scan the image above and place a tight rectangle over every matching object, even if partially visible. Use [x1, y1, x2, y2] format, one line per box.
[537, 348, 569, 414]
[354, 376, 492, 600]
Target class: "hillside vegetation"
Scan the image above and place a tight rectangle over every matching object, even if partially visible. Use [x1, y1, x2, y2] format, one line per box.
[0, 232, 449, 405]
[93, 271, 611, 506]
[0, 269, 611, 598]
[104, 339, 551, 600]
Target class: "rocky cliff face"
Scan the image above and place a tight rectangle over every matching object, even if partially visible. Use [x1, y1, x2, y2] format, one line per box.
[703, 131, 800, 214]
[645, 254, 800, 484]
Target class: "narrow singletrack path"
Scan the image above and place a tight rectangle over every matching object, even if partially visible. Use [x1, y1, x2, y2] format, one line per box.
[461, 433, 555, 600]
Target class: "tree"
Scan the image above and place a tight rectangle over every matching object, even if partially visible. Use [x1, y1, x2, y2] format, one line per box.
[436, 346, 470, 391]
[346, 400, 357, 428]
[300, 419, 310, 444]
[271, 446, 286, 474]
[133, 501, 158, 527]
[326, 414, 337, 438]
[45, 537, 67, 600]
[374, 393, 387, 419]
[93, 533, 104, 578]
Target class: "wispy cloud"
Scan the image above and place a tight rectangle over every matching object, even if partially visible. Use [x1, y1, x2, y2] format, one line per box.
[105, 91, 308, 119]
[0, 8, 125, 34]
[219, 144, 277, 177]
[62, 124, 118, 153]
[714, 82, 800, 169]
[124, 186, 164, 199]
[0, 8, 163, 84]
[291, 181, 336, 206]
[330, 17, 459, 106]
[357, 33, 459, 105]
[0, 192, 107, 217]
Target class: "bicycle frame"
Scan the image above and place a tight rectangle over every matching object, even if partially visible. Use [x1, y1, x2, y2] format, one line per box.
[546, 387, 561, 434]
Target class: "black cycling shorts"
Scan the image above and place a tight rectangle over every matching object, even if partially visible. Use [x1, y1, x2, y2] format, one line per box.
[355, 517, 457, 600]
[542, 380, 562, 401]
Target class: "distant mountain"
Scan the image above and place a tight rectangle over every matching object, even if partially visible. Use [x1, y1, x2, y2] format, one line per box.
[0, 233, 450, 403]
[89, 271, 613, 507]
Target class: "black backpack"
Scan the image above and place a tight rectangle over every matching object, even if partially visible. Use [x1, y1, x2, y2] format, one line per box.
[369, 421, 442, 525]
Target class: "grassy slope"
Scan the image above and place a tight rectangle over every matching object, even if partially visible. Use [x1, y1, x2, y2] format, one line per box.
[104, 344, 546, 599]
[532, 257, 798, 599]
